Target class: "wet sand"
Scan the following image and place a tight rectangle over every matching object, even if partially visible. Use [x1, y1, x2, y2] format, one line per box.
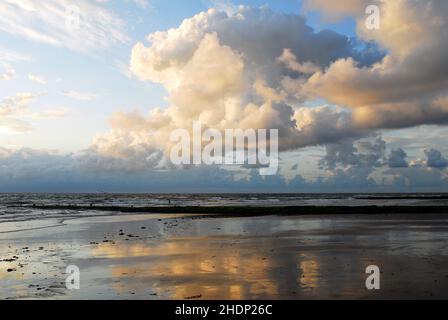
[1, 212, 448, 299]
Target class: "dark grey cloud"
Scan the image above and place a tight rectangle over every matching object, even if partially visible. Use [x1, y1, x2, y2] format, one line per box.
[319, 136, 385, 170]
[388, 148, 409, 168]
[425, 149, 448, 168]
[0, 145, 447, 193]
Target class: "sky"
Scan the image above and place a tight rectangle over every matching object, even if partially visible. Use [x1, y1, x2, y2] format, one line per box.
[1, 0, 448, 193]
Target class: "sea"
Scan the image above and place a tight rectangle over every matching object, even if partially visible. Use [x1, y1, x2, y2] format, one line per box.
[1, 193, 448, 224]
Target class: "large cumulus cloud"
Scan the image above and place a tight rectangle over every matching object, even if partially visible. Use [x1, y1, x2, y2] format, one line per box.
[304, 0, 448, 130]
[87, 6, 382, 169]
[87, 1, 448, 172]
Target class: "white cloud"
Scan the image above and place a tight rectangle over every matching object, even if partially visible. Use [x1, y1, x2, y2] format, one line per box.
[132, 0, 150, 9]
[99, 0, 152, 9]
[62, 90, 98, 101]
[0, 92, 69, 134]
[0, 63, 15, 80]
[28, 74, 46, 84]
[0, 92, 39, 133]
[0, 93, 37, 117]
[40, 108, 70, 118]
[0, 0, 129, 52]
[303, 0, 376, 21]
[277, 48, 321, 75]
[0, 47, 32, 63]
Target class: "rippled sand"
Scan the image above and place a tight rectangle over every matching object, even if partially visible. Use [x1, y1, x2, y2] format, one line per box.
[1, 213, 448, 299]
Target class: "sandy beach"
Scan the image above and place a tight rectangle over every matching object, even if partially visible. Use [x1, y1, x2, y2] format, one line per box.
[1, 210, 448, 300]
